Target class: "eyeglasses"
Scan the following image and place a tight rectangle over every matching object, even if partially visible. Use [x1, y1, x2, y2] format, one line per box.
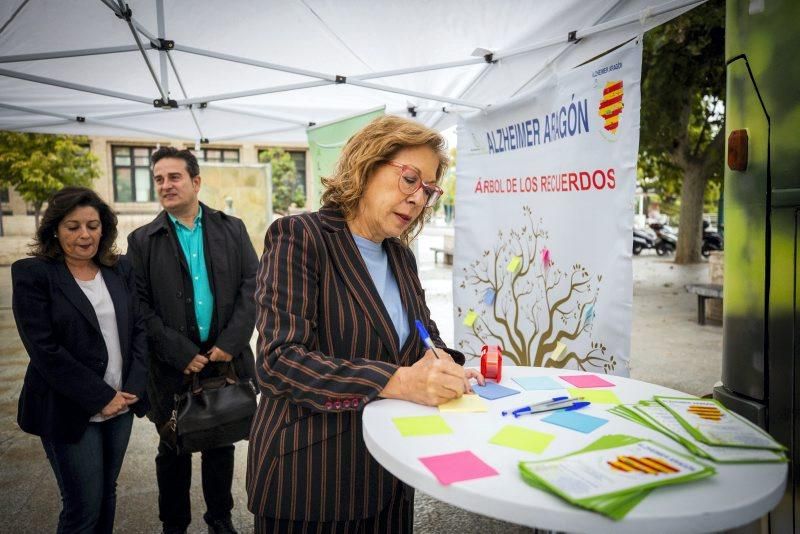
[385, 161, 443, 208]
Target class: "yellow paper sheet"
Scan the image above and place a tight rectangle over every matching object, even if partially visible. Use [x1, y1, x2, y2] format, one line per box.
[506, 255, 522, 272]
[392, 415, 453, 437]
[489, 425, 555, 453]
[567, 387, 622, 405]
[551, 341, 567, 362]
[463, 310, 478, 327]
[438, 394, 488, 413]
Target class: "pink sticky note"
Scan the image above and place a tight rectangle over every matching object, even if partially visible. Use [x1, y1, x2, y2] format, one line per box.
[419, 450, 498, 485]
[560, 374, 615, 388]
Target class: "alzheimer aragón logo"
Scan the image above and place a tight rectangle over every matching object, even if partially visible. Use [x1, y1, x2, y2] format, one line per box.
[598, 80, 624, 140]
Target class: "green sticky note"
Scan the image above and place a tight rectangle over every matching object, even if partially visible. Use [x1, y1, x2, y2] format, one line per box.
[567, 387, 622, 405]
[463, 310, 478, 327]
[392, 415, 454, 437]
[506, 255, 522, 272]
[489, 425, 555, 453]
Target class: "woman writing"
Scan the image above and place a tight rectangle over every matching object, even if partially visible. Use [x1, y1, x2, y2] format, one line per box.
[247, 116, 482, 533]
[12, 187, 148, 533]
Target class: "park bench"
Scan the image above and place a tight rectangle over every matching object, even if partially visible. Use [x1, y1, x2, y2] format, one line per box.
[430, 246, 454, 265]
[685, 283, 723, 325]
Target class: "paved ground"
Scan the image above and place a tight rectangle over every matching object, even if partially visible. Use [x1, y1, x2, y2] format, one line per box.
[0, 222, 722, 533]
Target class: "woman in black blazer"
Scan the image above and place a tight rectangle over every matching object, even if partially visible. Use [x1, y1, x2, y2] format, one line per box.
[12, 187, 148, 534]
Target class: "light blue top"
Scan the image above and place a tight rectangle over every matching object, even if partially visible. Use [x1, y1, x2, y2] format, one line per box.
[352, 234, 409, 349]
[169, 205, 213, 342]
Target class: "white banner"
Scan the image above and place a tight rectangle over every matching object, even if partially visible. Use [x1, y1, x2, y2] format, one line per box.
[454, 39, 642, 376]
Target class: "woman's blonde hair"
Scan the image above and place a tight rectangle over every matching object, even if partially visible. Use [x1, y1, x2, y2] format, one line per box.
[320, 115, 449, 245]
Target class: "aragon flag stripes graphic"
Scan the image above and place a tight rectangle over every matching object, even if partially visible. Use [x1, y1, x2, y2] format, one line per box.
[599, 81, 624, 133]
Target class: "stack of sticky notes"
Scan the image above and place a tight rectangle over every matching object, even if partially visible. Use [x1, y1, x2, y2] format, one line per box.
[519, 434, 716, 520]
[609, 396, 787, 463]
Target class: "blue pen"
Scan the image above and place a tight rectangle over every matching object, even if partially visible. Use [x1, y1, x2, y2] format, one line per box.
[502, 396, 582, 416]
[414, 320, 440, 359]
[514, 401, 591, 418]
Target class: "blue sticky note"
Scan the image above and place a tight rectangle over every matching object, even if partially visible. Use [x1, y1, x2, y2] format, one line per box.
[542, 410, 608, 434]
[512, 376, 564, 391]
[472, 381, 519, 400]
[483, 288, 496, 306]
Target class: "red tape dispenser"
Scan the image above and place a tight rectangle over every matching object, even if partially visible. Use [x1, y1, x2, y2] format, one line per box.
[480, 345, 503, 382]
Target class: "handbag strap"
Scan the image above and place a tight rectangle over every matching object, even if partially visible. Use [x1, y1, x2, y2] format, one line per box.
[190, 361, 240, 394]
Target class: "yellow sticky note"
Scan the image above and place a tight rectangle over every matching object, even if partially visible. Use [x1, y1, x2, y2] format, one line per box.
[438, 394, 488, 413]
[392, 415, 453, 437]
[463, 310, 478, 327]
[551, 342, 567, 362]
[506, 255, 522, 272]
[489, 425, 555, 454]
[567, 387, 622, 405]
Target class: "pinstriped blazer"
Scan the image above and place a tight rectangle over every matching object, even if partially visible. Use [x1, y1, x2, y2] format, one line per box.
[246, 205, 463, 522]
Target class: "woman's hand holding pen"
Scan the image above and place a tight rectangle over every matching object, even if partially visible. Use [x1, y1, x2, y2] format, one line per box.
[419, 349, 485, 395]
[382, 353, 485, 406]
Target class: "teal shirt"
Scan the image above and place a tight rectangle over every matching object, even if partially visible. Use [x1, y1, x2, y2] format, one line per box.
[169, 206, 214, 342]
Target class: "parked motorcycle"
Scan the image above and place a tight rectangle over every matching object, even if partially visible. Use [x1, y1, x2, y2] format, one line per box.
[633, 227, 656, 255]
[701, 220, 723, 258]
[650, 222, 678, 256]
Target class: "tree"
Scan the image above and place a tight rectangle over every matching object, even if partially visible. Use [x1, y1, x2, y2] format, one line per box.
[0, 132, 99, 228]
[639, 0, 725, 263]
[457, 205, 619, 373]
[258, 148, 303, 215]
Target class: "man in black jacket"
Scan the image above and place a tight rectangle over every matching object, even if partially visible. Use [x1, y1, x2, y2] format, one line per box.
[127, 147, 258, 534]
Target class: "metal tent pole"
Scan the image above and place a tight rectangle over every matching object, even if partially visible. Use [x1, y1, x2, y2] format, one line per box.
[178, 80, 332, 107]
[347, 79, 486, 110]
[166, 52, 204, 141]
[173, 45, 336, 81]
[155, 0, 169, 98]
[211, 124, 304, 142]
[0, 45, 139, 63]
[0, 0, 30, 36]
[116, 0, 169, 104]
[209, 105, 310, 127]
[0, 68, 154, 104]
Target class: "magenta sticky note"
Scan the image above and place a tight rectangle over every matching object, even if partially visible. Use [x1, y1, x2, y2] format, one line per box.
[560, 374, 615, 388]
[419, 450, 499, 485]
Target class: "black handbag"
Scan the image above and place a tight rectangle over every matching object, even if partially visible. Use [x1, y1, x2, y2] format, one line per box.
[160, 362, 257, 454]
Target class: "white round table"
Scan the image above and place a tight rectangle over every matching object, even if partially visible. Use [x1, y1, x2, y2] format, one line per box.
[362, 367, 786, 533]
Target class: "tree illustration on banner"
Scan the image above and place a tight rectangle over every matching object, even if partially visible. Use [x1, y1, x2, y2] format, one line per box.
[457, 205, 617, 372]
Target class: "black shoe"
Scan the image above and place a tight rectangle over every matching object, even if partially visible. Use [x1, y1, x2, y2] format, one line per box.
[162, 526, 187, 534]
[207, 517, 238, 534]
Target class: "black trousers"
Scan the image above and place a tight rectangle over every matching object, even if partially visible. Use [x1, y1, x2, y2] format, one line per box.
[155, 434, 235, 529]
[255, 481, 413, 534]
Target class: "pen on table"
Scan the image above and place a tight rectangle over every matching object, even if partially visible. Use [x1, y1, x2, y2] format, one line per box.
[414, 320, 440, 359]
[501, 396, 585, 416]
[513, 401, 591, 418]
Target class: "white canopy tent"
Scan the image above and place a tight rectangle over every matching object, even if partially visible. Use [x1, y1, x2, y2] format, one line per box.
[0, 0, 701, 143]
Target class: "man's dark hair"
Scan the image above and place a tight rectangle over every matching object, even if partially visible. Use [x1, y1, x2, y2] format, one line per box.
[151, 146, 200, 177]
[31, 186, 118, 266]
